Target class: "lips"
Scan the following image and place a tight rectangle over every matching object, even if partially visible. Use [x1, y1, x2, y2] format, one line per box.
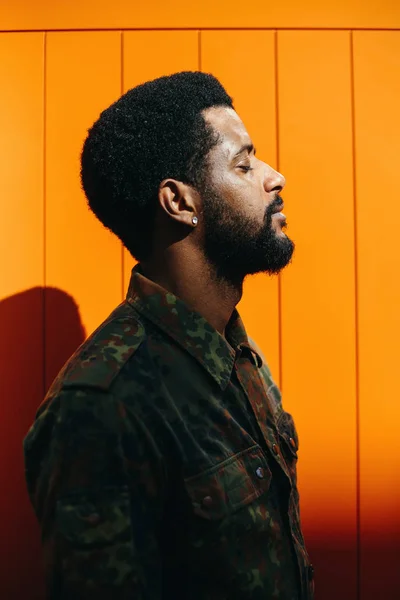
[272, 201, 284, 214]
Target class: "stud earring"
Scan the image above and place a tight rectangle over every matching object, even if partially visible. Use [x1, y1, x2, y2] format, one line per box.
[192, 216, 198, 226]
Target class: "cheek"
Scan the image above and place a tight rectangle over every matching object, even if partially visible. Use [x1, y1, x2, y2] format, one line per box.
[243, 190, 266, 221]
[238, 176, 266, 216]
[210, 174, 265, 222]
[236, 200, 265, 228]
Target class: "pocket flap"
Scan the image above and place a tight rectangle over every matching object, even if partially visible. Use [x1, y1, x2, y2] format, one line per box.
[184, 445, 271, 520]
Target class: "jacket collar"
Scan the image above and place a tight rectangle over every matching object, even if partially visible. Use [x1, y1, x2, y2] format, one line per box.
[125, 265, 262, 390]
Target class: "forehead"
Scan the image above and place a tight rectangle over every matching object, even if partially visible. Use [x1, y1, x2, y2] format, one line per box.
[203, 106, 252, 157]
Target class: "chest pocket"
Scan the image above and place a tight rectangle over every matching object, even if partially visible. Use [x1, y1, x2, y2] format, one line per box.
[184, 444, 271, 521]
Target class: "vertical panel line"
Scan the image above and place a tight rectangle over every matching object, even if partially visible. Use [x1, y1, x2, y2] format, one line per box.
[43, 30, 47, 396]
[350, 29, 361, 600]
[274, 29, 283, 391]
[120, 30, 125, 300]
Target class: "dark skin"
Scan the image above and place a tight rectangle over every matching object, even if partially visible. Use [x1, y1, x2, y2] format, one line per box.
[141, 106, 286, 336]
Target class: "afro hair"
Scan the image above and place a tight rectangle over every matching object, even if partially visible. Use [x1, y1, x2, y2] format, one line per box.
[80, 71, 234, 261]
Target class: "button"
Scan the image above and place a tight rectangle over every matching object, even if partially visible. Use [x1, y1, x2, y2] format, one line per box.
[308, 565, 314, 581]
[255, 467, 264, 479]
[83, 513, 101, 526]
[289, 437, 296, 448]
[272, 444, 279, 455]
[202, 495, 213, 508]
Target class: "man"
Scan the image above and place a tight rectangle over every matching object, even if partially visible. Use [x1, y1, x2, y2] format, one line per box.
[24, 71, 314, 599]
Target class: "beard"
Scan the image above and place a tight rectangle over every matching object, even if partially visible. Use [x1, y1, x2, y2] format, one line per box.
[201, 184, 295, 286]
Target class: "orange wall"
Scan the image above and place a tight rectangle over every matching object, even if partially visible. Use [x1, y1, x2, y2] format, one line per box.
[1, 2, 399, 599]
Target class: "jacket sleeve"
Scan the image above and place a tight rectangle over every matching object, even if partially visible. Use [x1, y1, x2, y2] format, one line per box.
[23, 386, 165, 599]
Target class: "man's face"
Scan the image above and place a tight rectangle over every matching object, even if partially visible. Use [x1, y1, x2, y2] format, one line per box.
[199, 106, 294, 285]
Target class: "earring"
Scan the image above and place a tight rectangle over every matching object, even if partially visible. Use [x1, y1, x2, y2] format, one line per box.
[192, 216, 198, 226]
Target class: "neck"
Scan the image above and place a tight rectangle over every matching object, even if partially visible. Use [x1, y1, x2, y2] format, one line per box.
[140, 245, 243, 336]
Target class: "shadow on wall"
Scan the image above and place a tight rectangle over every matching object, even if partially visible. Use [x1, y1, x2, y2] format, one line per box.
[0, 287, 86, 600]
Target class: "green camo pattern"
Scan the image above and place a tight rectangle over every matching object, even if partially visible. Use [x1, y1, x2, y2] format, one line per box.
[24, 265, 314, 599]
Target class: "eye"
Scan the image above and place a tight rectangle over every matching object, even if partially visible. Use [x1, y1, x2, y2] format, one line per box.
[238, 165, 254, 173]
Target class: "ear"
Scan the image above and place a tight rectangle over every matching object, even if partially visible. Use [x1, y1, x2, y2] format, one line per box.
[158, 179, 199, 227]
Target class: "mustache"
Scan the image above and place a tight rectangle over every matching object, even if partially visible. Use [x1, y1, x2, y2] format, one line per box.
[265, 195, 284, 220]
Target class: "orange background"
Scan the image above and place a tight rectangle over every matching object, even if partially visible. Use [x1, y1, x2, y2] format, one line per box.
[1, 2, 399, 599]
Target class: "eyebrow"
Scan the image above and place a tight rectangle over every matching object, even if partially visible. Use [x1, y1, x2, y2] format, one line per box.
[232, 143, 257, 159]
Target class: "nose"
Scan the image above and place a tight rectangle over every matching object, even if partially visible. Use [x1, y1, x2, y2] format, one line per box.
[263, 164, 286, 195]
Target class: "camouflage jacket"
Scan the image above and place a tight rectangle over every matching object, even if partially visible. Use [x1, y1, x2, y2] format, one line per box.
[24, 265, 314, 600]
